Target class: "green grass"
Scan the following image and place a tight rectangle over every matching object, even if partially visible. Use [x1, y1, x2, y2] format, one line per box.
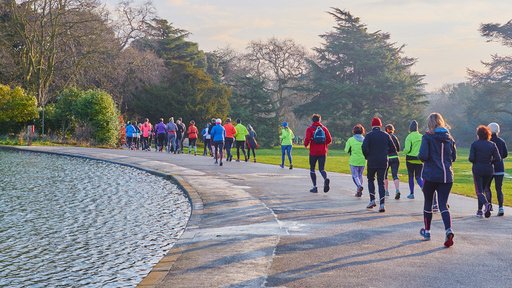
[254, 146, 512, 207]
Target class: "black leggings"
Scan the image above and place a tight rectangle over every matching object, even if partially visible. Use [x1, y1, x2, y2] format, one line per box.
[367, 167, 386, 204]
[474, 174, 493, 210]
[157, 133, 166, 151]
[486, 175, 504, 207]
[309, 155, 327, 187]
[406, 162, 424, 194]
[385, 157, 400, 180]
[236, 141, 247, 160]
[423, 181, 452, 231]
[213, 141, 224, 161]
[225, 138, 234, 159]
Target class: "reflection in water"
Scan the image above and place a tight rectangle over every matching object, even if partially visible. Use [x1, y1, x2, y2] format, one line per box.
[0, 150, 191, 287]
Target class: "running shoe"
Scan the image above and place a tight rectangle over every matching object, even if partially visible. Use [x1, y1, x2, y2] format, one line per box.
[407, 194, 415, 199]
[280, 164, 284, 168]
[355, 186, 363, 197]
[444, 229, 454, 248]
[484, 203, 491, 218]
[219, 161, 223, 166]
[309, 187, 318, 193]
[432, 204, 439, 213]
[498, 207, 505, 217]
[289, 165, 293, 170]
[379, 204, 385, 213]
[323, 178, 330, 193]
[366, 200, 376, 209]
[395, 191, 401, 200]
[385, 190, 389, 197]
[420, 228, 431, 241]
[476, 210, 483, 218]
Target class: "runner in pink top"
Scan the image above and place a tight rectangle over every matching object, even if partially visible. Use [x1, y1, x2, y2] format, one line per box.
[141, 118, 152, 151]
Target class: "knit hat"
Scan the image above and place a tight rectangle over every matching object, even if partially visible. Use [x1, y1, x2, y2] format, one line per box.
[282, 121, 288, 127]
[488, 122, 500, 134]
[215, 118, 222, 124]
[371, 117, 382, 127]
[409, 120, 418, 132]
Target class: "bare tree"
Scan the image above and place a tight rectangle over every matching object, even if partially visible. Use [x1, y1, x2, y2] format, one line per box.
[245, 38, 309, 118]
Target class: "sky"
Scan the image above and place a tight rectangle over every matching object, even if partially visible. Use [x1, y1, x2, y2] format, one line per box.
[145, 0, 512, 91]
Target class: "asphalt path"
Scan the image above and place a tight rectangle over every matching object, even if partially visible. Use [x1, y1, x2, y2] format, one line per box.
[14, 146, 512, 288]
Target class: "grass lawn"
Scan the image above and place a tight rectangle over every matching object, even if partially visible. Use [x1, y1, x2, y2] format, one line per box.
[253, 146, 512, 207]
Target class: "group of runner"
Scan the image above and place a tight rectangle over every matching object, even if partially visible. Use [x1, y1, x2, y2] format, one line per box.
[312, 112, 506, 248]
[125, 117, 259, 165]
[126, 112, 507, 248]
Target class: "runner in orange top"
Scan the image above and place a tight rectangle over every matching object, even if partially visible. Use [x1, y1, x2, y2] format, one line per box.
[223, 118, 237, 162]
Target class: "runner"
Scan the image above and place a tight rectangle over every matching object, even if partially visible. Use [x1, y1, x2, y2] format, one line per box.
[155, 118, 167, 152]
[304, 114, 332, 193]
[141, 118, 152, 151]
[175, 118, 185, 154]
[469, 125, 501, 218]
[234, 119, 249, 162]
[384, 124, 401, 199]
[246, 125, 258, 163]
[279, 121, 294, 169]
[166, 117, 177, 153]
[202, 123, 212, 156]
[403, 120, 423, 199]
[125, 121, 136, 150]
[418, 112, 456, 247]
[362, 117, 394, 212]
[486, 122, 508, 216]
[187, 120, 198, 155]
[223, 118, 237, 162]
[178, 117, 186, 153]
[344, 124, 366, 197]
[210, 118, 226, 166]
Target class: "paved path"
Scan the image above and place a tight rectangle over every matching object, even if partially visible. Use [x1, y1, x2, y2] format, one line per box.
[13, 146, 512, 288]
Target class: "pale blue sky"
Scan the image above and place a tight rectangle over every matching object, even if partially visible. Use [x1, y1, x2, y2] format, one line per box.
[145, 0, 512, 91]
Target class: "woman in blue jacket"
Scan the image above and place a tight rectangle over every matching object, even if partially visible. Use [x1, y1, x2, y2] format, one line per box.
[418, 113, 456, 247]
[210, 118, 226, 166]
[469, 125, 501, 218]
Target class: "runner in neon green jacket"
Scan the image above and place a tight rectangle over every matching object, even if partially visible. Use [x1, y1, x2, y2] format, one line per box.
[403, 120, 424, 199]
[345, 124, 366, 197]
[234, 119, 249, 161]
[280, 122, 294, 169]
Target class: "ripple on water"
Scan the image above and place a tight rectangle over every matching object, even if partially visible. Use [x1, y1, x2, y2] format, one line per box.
[0, 150, 191, 287]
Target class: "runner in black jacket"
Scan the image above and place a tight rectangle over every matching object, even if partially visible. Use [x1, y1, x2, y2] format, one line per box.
[485, 122, 508, 216]
[362, 117, 395, 212]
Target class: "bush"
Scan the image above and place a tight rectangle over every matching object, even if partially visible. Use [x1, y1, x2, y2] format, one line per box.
[75, 90, 120, 147]
[0, 84, 38, 133]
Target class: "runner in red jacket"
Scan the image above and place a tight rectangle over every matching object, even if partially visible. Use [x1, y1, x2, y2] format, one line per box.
[304, 114, 332, 193]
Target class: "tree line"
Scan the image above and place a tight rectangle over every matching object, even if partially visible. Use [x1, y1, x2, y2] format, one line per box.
[1, 2, 510, 147]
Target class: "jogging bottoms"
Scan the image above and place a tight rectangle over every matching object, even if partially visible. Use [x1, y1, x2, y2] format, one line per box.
[367, 167, 386, 204]
[350, 165, 365, 189]
[309, 155, 327, 187]
[473, 174, 493, 211]
[213, 141, 224, 161]
[236, 140, 247, 160]
[486, 175, 504, 207]
[281, 145, 293, 166]
[422, 181, 452, 231]
[406, 162, 423, 194]
[225, 137, 234, 159]
[385, 157, 400, 180]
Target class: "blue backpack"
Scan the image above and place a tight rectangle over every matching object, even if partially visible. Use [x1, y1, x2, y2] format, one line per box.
[313, 126, 326, 144]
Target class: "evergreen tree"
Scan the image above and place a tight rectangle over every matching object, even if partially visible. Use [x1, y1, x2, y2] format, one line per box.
[297, 8, 426, 139]
[229, 76, 278, 147]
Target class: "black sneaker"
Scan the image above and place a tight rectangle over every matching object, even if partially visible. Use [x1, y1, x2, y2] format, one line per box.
[309, 187, 318, 193]
[289, 165, 293, 170]
[323, 178, 330, 193]
[394, 191, 400, 200]
[220, 161, 223, 166]
[355, 186, 363, 197]
[484, 203, 491, 218]
[379, 204, 385, 213]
